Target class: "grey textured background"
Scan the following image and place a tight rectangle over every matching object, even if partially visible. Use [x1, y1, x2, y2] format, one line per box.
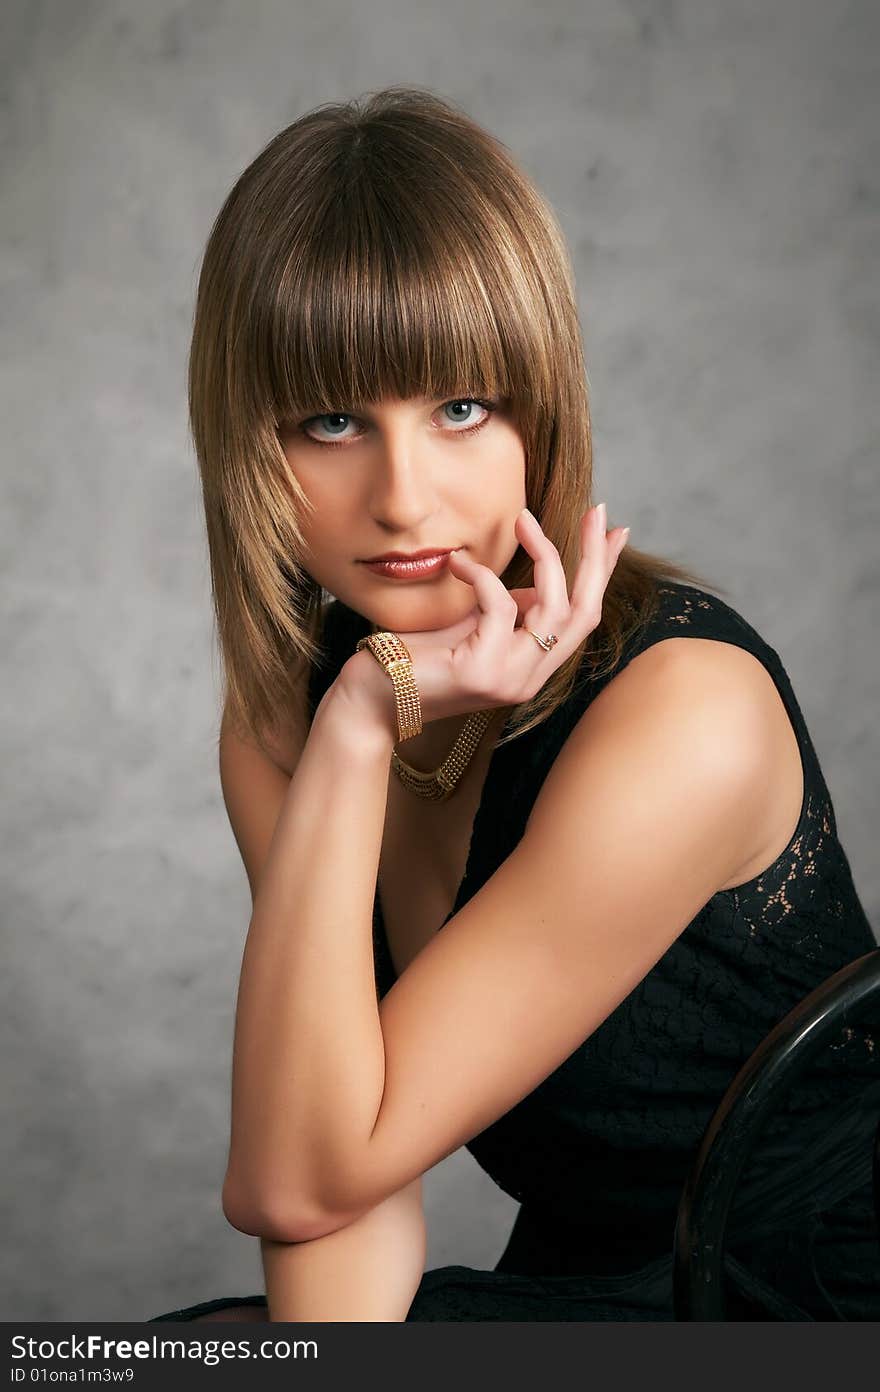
[2, 0, 877, 1322]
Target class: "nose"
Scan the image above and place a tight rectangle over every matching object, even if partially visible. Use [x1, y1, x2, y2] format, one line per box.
[366, 428, 438, 534]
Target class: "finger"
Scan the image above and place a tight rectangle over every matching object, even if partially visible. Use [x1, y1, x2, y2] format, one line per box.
[515, 509, 570, 620]
[445, 549, 519, 647]
[569, 504, 627, 613]
[506, 586, 538, 623]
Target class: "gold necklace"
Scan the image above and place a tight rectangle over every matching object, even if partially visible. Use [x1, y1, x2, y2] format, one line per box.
[391, 708, 497, 802]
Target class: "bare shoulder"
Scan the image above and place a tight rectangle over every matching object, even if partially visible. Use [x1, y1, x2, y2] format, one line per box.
[218, 658, 313, 908]
[535, 634, 803, 891]
[604, 633, 793, 717]
[266, 602, 338, 774]
[221, 644, 316, 776]
[220, 673, 308, 772]
[263, 660, 314, 776]
[580, 633, 796, 737]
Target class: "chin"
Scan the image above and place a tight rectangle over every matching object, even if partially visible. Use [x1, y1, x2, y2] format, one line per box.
[368, 593, 474, 634]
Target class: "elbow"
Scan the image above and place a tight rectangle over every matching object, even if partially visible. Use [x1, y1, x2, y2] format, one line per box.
[221, 1173, 342, 1244]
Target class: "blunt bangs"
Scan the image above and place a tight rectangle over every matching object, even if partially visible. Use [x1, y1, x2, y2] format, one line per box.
[244, 130, 559, 434]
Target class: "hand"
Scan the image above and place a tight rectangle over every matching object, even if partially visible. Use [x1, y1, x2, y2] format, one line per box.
[334, 504, 630, 741]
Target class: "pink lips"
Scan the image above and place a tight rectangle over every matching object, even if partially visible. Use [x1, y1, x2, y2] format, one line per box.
[360, 552, 453, 580]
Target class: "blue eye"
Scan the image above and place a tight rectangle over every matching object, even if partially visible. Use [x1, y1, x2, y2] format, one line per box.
[298, 398, 498, 448]
[304, 412, 354, 442]
[439, 399, 500, 432]
[443, 400, 484, 426]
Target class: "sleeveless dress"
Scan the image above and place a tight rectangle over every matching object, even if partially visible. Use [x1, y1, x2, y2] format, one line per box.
[149, 581, 880, 1322]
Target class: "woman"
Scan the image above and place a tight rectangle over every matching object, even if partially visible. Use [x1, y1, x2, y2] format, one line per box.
[149, 87, 879, 1322]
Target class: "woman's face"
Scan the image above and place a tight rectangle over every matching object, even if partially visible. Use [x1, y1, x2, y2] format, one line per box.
[279, 395, 527, 634]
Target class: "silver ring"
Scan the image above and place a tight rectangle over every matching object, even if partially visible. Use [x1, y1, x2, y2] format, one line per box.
[524, 627, 559, 653]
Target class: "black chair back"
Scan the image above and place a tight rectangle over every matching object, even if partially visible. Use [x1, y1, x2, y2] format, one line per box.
[673, 947, 880, 1319]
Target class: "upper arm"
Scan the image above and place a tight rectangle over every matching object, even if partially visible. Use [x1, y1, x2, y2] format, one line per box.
[314, 637, 785, 1220]
[218, 665, 311, 911]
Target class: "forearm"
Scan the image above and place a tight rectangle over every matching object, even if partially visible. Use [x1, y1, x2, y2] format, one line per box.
[260, 1179, 427, 1322]
[224, 686, 395, 1224]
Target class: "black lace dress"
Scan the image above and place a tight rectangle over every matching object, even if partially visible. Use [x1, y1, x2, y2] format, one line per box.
[150, 581, 880, 1322]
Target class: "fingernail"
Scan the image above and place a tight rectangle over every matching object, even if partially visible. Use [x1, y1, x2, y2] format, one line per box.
[520, 507, 534, 521]
[621, 527, 631, 545]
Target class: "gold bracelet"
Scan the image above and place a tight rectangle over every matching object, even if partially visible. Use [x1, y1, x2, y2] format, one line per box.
[355, 631, 423, 742]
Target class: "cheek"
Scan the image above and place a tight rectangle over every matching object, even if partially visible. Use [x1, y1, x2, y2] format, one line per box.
[289, 476, 344, 543]
[479, 515, 522, 577]
[488, 435, 527, 503]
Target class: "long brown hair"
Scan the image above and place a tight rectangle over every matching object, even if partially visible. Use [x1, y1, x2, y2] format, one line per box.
[189, 86, 722, 755]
